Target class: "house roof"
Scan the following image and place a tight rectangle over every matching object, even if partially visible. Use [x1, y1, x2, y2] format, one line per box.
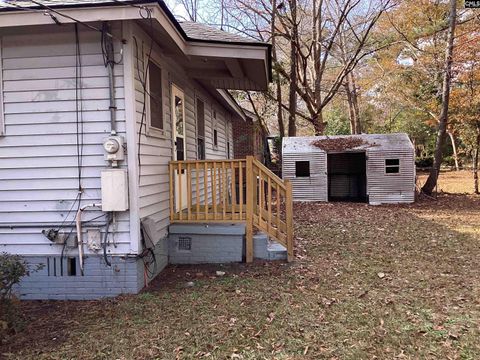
[0, 1, 267, 46]
[179, 21, 260, 44]
[282, 133, 414, 153]
[0, 0, 272, 92]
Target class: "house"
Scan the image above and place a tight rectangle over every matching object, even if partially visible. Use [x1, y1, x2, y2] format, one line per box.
[0, 0, 293, 300]
[282, 133, 415, 204]
[232, 108, 269, 164]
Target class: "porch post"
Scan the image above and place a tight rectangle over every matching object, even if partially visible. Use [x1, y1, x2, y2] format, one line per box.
[245, 156, 254, 263]
[285, 180, 294, 262]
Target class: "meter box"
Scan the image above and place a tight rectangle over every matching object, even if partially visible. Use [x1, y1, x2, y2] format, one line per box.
[101, 169, 129, 211]
[103, 135, 125, 162]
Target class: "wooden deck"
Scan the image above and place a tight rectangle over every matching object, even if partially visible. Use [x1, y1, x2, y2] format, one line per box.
[169, 156, 293, 262]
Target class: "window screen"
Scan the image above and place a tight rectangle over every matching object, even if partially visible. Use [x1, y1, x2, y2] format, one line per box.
[197, 99, 205, 159]
[295, 161, 310, 177]
[385, 159, 400, 174]
[213, 129, 218, 147]
[148, 61, 163, 130]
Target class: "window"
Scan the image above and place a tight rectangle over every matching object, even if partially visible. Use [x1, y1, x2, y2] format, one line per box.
[147, 60, 163, 131]
[295, 161, 310, 177]
[212, 109, 218, 149]
[385, 159, 400, 174]
[196, 99, 205, 160]
[213, 129, 218, 148]
[227, 141, 231, 159]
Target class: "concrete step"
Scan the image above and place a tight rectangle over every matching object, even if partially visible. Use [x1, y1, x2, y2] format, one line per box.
[253, 231, 287, 261]
[267, 241, 287, 261]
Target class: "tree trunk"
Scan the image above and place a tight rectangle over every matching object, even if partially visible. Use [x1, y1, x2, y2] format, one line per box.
[345, 72, 361, 134]
[271, 0, 285, 138]
[421, 0, 456, 195]
[312, 112, 326, 135]
[474, 130, 480, 194]
[447, 130, 459, 171]
[350, 72, 361, 134]
[346, 83, 357, 134]
[287, 0, 297, 137]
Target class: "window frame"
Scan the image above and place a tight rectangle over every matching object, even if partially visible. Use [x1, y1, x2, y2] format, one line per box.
[0, 37, 4, 137]
[145, 58, 165, 138]
[196, 96, 206, 160]
[385, 158, 400, 175]
[212, 107, 219, 150]
[295, 161, 311, 178]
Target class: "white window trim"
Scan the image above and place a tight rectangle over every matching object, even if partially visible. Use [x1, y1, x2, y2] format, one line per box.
[145, 56, 166, 139]
[0, 37, 4, 137]
[385, 158, 401, 175]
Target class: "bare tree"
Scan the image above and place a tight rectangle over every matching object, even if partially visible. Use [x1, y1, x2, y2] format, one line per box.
[287, 0, 298, 136]
[422, 0, 457, 195]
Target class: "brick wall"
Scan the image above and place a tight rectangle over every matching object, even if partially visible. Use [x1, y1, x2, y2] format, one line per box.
[233, 115, 265, 161]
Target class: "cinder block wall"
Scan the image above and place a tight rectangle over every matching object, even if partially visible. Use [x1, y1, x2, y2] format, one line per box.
[16, 256, 144, 300]
[168, 223, 245, 264]
[15, 238, 169, 300]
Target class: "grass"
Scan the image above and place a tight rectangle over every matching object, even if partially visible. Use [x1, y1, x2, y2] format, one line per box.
[2, 171, 480, 359]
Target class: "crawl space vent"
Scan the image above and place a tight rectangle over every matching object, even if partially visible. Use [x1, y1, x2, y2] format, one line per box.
[178, 236, 192, 251]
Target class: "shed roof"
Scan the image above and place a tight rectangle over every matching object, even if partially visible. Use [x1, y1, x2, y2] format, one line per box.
[282, 133, 414, 153]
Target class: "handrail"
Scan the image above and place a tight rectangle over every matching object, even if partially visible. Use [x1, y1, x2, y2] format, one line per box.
[169, 156, 294, 262]
[246, 156, 293, 262]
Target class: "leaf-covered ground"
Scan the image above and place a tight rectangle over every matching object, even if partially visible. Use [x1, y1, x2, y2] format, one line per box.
[2, 171, 480, 359]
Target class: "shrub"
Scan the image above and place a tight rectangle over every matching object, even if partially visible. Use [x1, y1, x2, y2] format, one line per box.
[416, 157, 434, 168]
[0, 253, 43, 335]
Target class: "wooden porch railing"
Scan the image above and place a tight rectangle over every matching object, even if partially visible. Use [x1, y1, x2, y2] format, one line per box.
[169, 156, 293, 262]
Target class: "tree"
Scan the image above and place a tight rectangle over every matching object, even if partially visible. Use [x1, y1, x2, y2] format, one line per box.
[421, 0, 457, 195]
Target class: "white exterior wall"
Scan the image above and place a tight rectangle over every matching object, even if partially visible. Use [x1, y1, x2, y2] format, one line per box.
[0, 23, 132, 255]
[366, 148, 416, 204]
[128, 23, 235, 246]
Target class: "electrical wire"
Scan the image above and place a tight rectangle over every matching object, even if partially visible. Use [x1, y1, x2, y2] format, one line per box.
[132, 6, 154, 183]
[4, 0, 123, 41]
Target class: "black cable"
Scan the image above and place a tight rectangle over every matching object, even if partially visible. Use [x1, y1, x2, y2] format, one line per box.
[132, 6, 154, 183]
[102, 212, 113, 267]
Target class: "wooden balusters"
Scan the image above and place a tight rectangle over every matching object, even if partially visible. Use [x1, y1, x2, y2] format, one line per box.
[168, 158, 293, 263]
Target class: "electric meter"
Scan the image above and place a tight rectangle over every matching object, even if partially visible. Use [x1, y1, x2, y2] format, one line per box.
[103, 135, 125, 164]
[104, 138, 120, 154]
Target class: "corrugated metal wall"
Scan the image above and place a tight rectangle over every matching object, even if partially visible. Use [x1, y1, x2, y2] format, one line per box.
[282, 151, 328, 201]
[366, 149, 415, 204]
[283, 140, 415, 204]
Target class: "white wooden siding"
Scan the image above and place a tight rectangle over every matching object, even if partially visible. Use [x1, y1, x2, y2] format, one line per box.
[130, 23, 234, 243]
[0, 24, 131, 255]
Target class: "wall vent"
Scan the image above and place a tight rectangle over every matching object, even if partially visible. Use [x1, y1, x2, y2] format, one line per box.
[178, 236, 192, 251]
[47, 256, 80, 277]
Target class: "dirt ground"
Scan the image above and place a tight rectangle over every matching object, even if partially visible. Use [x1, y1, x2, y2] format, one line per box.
[1, 171, 480, 359]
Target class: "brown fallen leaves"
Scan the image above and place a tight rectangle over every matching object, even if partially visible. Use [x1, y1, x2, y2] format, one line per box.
[311, 137, 368, 151]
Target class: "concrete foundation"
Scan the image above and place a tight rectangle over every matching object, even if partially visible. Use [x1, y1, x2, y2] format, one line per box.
[168, 223, 245, 264]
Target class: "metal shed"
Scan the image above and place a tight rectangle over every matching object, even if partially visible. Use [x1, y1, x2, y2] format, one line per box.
[282, 133, 415, 204]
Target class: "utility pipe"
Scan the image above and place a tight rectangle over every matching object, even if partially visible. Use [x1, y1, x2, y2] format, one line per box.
[76, 203, 102, 275]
